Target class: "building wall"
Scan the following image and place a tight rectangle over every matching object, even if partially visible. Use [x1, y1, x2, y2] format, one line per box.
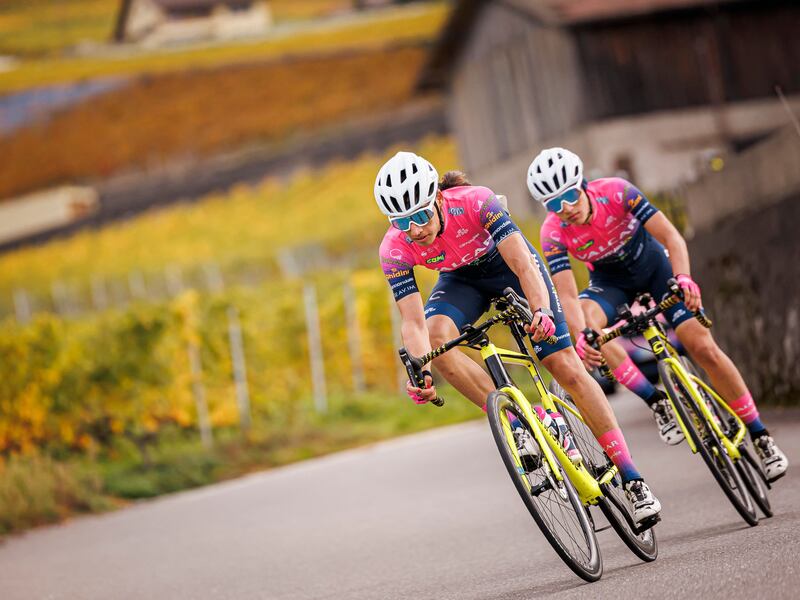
[448, 2, 584, 175]
[124, 0, 165, 41]
[442, 1, 799, 216]
[574, 1, 800, 119]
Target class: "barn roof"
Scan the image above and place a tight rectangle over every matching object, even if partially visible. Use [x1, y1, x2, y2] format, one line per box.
[417, 0, 746, 90]
[151, 0, 254, 11]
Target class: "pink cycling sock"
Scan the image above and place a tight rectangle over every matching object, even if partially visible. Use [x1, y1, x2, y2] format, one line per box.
[598, 428, 641, 482]
[728, 392, 759, 424]
[612, 356, 658, 404]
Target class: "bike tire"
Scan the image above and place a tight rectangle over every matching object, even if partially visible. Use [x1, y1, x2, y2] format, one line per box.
[658, 362, 759, 526]
[680, 358, 772, 519]
[737, 443, 773, 518]
[550, 381, 658, 562]
[486, 390, 603, 582]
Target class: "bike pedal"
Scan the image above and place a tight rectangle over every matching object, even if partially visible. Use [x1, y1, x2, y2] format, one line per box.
[530, 479, 552, 497]
[633, 513, 661, 534]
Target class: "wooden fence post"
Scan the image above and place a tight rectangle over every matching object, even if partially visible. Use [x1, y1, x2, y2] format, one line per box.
[303, 283, 328, 413]
[227, 304, 251, 432]
[343, 278, 366, 394]
[179, 291, 213, 449]
[13, 289, 31, 324]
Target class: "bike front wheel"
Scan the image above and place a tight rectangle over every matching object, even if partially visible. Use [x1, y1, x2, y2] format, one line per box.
[550, 381, 658, 562]
[659, 362, 758, 526]
[681, 358, 772, 519]
[486, 390, 602, 582]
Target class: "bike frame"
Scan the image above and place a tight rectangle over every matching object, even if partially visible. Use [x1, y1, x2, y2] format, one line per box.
[640, 323, 746, 460]
[478, 327, 618, 506]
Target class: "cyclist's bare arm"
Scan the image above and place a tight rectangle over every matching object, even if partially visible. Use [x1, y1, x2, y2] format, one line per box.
[552, 271, 587, 339]
[496, 233, 550, 313]
[396, 292, 437, 400]
[397, 292, 432, 363]
[643, 212, 701, 309]
[643, 212, 692, 278]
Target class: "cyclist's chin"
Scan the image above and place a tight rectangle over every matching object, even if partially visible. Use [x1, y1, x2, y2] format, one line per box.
[412, 234, 435, 246]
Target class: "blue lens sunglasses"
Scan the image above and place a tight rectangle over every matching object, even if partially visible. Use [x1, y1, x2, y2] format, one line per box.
[544, 187, 582, 213]
[391, 203, 436, 231]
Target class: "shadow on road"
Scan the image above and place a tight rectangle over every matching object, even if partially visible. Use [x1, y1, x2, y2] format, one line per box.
[656, 520, 750, 545]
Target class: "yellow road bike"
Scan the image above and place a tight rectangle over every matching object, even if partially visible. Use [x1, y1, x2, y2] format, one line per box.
[399, 288, 657, 583]
[589, 280, 771, 526]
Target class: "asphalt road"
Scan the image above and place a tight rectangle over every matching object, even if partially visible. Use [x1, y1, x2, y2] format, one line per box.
[1, 391, 798, 599]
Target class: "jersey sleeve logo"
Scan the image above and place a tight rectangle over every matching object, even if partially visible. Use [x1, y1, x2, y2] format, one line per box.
[483, 210, 503, 228]
[385, 268, 411, 279]
[448, 207, 465, 216]
[628, 194, 643, 210]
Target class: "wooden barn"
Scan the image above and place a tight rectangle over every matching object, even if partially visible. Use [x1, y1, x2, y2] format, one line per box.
[418, 0, 800, 214]
[114, 0, 273, 46]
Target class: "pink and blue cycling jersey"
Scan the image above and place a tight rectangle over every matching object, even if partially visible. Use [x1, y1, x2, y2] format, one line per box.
[539, 178, 658, 275]
[380, 186, 519, 299]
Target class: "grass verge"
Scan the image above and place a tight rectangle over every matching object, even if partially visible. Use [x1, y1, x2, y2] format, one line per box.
[0, 386, 481, 537]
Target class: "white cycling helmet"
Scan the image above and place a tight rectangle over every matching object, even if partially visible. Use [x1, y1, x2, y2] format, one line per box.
[374, 151, 439, 218]
[526, 147, 584, 203]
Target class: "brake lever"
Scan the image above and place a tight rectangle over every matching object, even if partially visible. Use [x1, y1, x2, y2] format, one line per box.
[397, 347, 444, 407]
[581, 327, 616, 382]
[502, 287, 533, 323]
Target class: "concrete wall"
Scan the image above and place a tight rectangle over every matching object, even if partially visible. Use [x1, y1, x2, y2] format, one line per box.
[467, 94, 800, 219]
[684, 125, 800, 235]
[683, 125, 800, 404]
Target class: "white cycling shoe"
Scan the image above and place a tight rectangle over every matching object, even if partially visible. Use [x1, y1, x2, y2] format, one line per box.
[651, 396, 684, 446]
[624, 480, 662, 525]
[754, 435, 788, 482]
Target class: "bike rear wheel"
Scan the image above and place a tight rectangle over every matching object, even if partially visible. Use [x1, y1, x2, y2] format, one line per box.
[550, 381, 658, 562]
[659, 362, 758, 526]
[486, 390, 602, 582]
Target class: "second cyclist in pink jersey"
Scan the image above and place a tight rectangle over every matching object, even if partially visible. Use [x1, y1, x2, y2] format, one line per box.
[375, 151, 662, 525]
[528, 147, 787, 482]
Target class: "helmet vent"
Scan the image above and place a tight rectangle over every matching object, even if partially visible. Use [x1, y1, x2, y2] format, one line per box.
[414, 182, 420, 203]
[561, 165, 567, 183]
[428, 182, 435, 197]
[400, 169, 407, 183]
[403, 190, 411, 209]
[385, 174, 392, 186]
[412, 163, 418, 174]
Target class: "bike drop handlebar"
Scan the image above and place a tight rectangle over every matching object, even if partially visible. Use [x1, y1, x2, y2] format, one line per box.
[397, 287, 558, 407]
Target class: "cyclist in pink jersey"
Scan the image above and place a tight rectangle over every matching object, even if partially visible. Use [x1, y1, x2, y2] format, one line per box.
[375, 151, 662, 525]
[528, 147, 787, 482]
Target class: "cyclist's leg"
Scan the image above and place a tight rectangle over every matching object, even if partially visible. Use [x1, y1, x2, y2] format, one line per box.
[647, 246, 765, 433]
[579, 284, 661, 407]
[518, 245, 648, 486]
[424, 275, 493, 408]
[673, 319, 762, 432]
